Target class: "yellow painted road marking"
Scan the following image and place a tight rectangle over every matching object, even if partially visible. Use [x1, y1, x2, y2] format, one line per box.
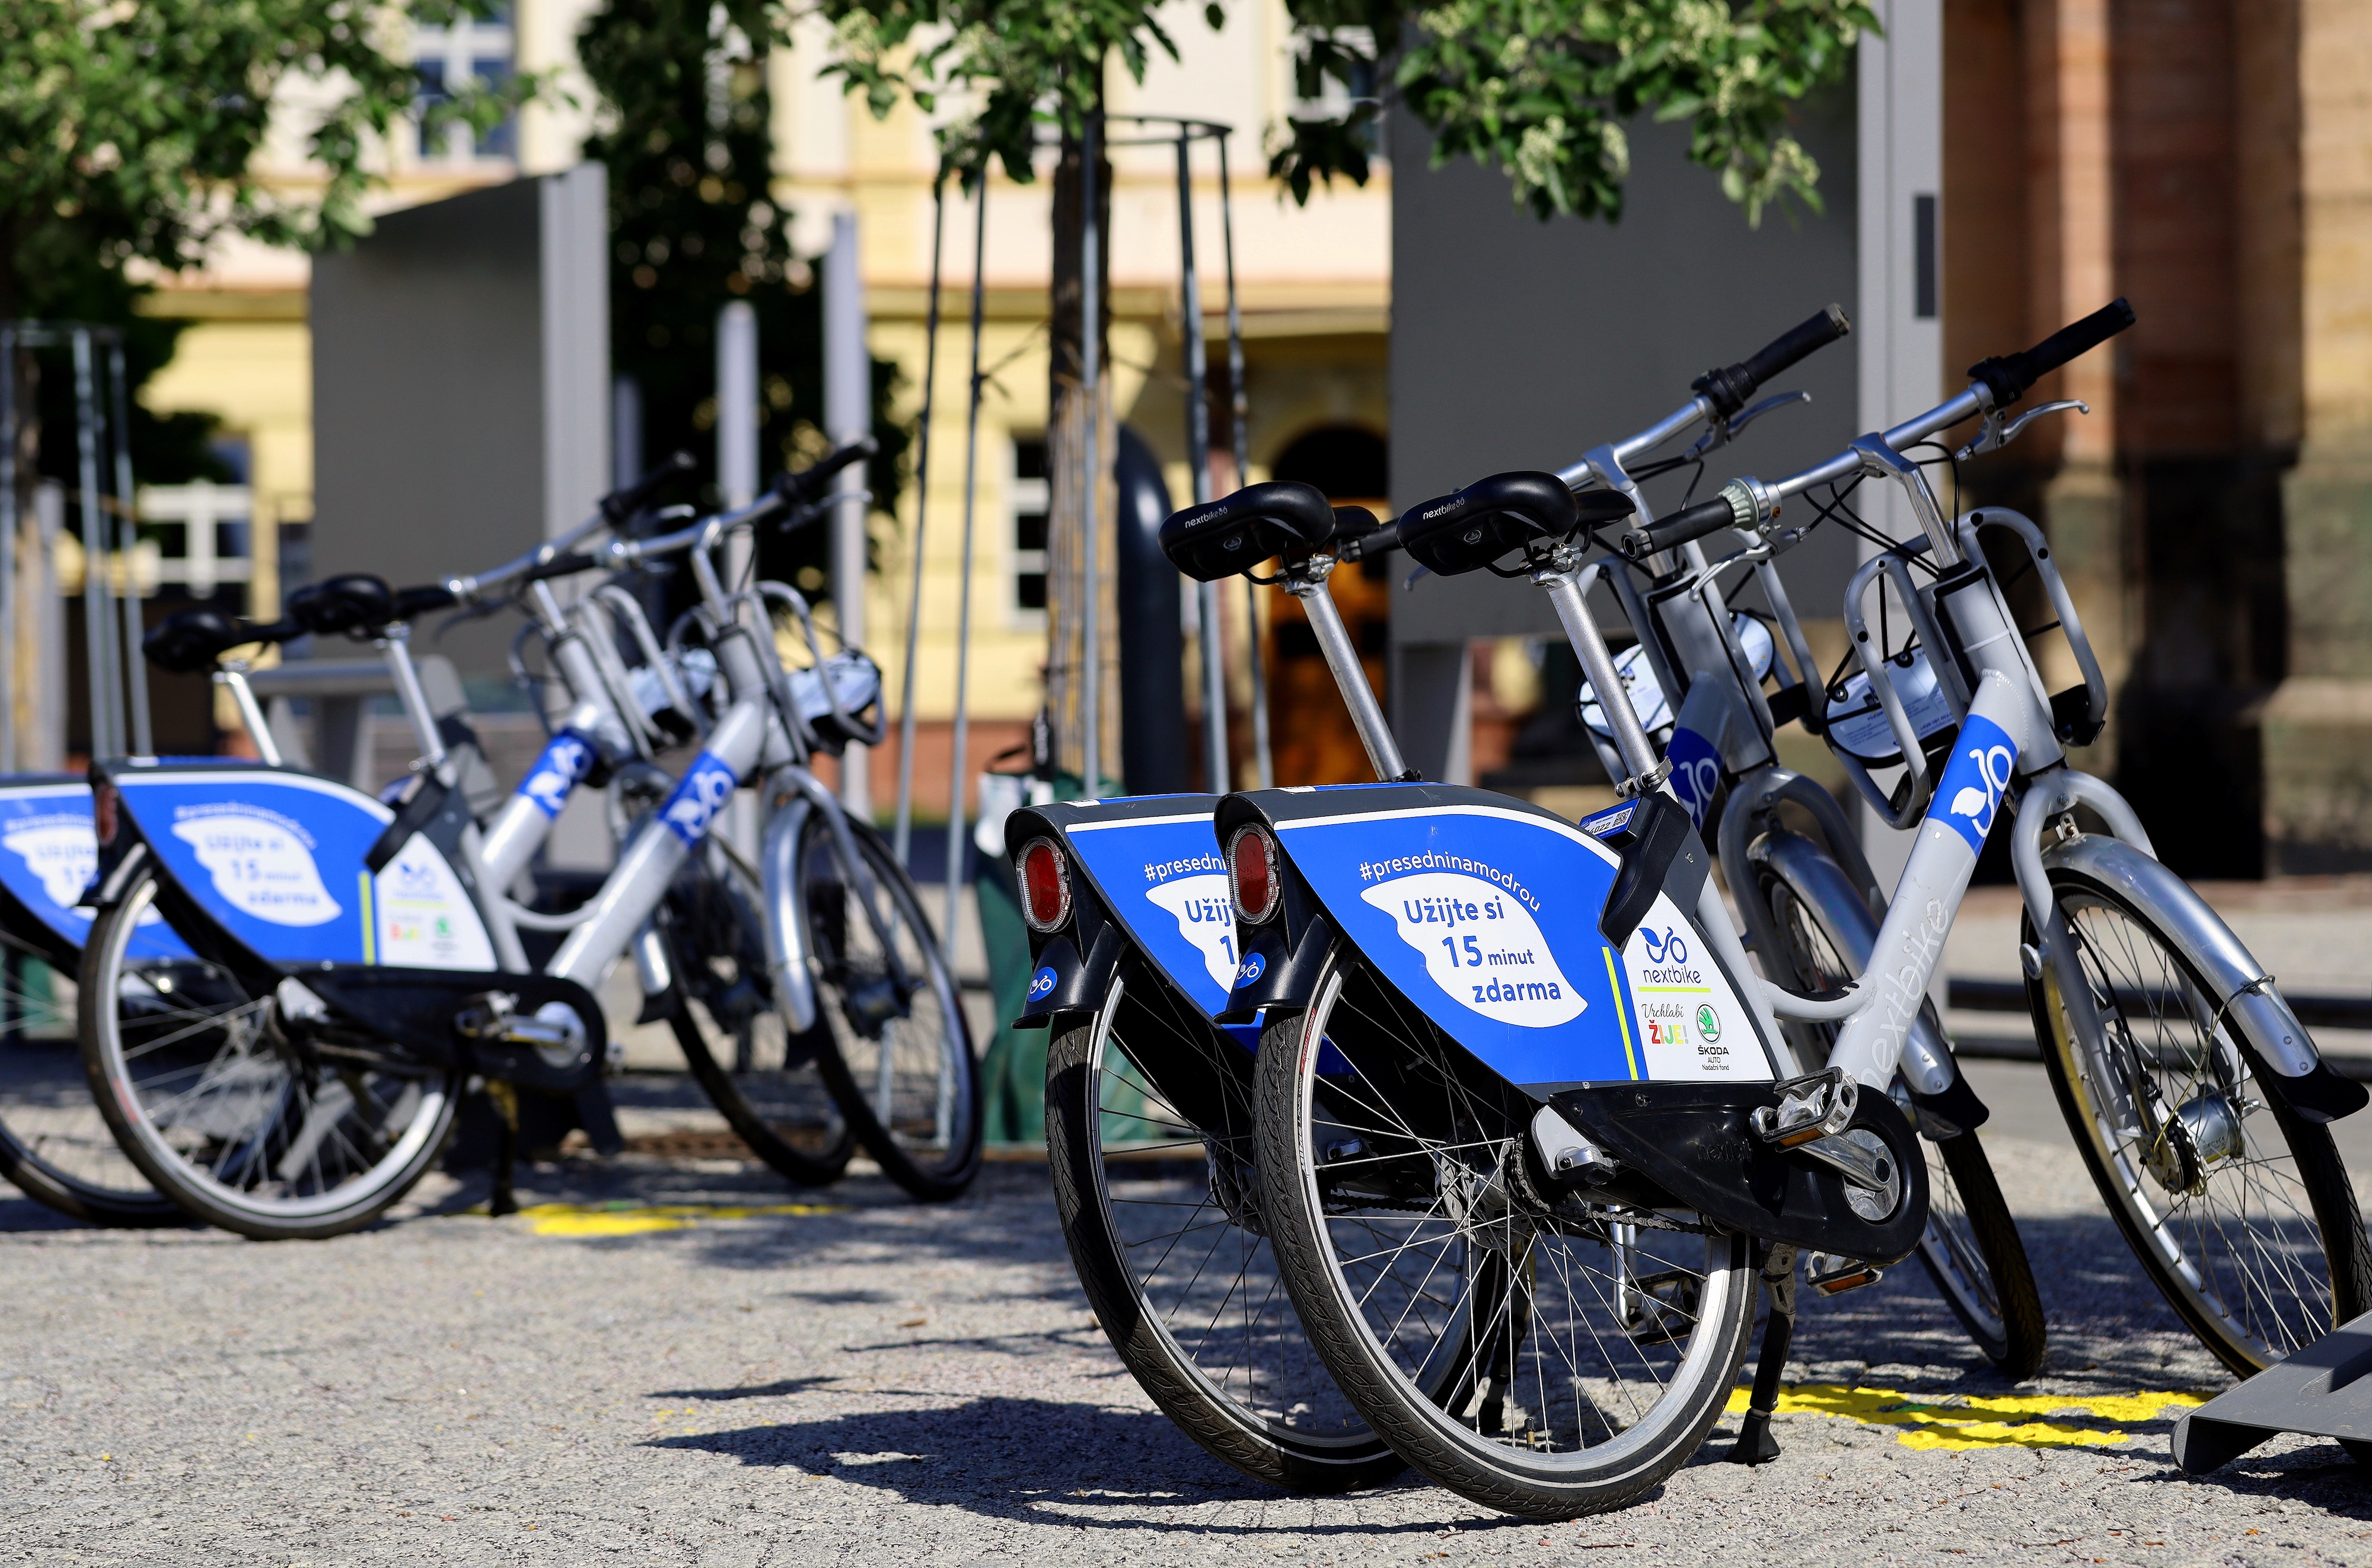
[511, 1201, 844, 1236]
[1725, 1382, 2207, 1452]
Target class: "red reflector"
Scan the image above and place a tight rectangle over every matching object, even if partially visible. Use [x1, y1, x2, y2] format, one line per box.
[1017, 837, 1070, 933]
[1229, 825, 1279, 924]
[92, 783, 119, 847]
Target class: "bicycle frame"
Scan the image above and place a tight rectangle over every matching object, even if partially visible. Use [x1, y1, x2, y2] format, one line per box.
[1716, 406, 2362, 1122]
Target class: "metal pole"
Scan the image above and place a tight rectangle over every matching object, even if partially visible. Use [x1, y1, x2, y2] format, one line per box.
[941, 181, 989, 958]
[0, 323, 17, 773]
[1079, 110, 1104, 798]
[72, 329, 117, 760]
[823, 211, 871, 817]
[893, 179, 948, 871]
[109, 341, 151, 756]
[1180, 134, 1228, 796]
[1217, 133, 1272, 789]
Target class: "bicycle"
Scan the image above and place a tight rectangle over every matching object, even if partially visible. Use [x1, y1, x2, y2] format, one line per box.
[1231, 301, 2355, 1518]
[77, 448, 977, 1236]
[1005, 308, 1864, 1489]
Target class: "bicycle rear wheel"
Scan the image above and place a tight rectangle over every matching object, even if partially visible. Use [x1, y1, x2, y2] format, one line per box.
[1045, 977, 1400, 1491]
[2026, 865, 2372, 1373]
[1756, 842, 2047, 1378]
[798, 812, 981, 1200]
[1255, 944, 1753, 1520]
[661, 851, 855, 1185]
[79, 860, 463, 1239]
[0, 941, 179, 1225]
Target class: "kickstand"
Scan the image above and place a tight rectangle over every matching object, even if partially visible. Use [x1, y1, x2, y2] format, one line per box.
[1727, 1244, 1798, 1465]
[487, 1080, 520, 1219]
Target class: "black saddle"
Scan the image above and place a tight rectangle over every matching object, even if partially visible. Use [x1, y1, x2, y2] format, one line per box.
[1159, 482, 1374, 581]
[1395, 471, 1632, 577]
[287, 574, 395, 636]
[144, 609, 269, 674]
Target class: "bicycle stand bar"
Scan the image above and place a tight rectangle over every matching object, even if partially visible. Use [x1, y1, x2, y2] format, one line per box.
[1728, 1246, 1797, 1465]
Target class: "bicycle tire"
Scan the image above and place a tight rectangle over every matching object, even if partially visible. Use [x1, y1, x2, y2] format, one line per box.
[659, 855, 856, 1185]
[1254, 943, 1752, 1520]
[1045, 986, 1402, 1492]
[2025, 866, 2372, 1375]
[0, 945, 181, 1226]
[799, 813, 982, 1200]
[79, 860, 463, 1240]
[1752, 837, 2046, 1378]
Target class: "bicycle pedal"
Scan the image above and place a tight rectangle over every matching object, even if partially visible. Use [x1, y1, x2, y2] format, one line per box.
[1805, 1254, 1883, 1296]
[1751, 1067, 1857, 1148]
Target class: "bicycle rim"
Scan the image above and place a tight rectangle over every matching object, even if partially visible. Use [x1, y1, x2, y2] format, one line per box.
[83, 868, 460, 1238]
[1045, 978, 1396, 1489]
[2030, 878, 2372, 1372]
[801, 814, 981, 1199]
[0, 939, 177, 1223]
[662, 854, 854, 1184]
[1761, 865, 2040, 1373]
[1257, 948, 1751, 1518]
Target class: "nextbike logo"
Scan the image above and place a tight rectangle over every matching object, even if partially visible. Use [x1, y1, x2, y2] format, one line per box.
[518, 731, 595, 819]
[1640, 926, 1689, 964]
[659, 751, 739, 846]
[1234, 952, 1265, 987]
[1027, 966, 1058, 1001]
[1931, 712, 2017, 853]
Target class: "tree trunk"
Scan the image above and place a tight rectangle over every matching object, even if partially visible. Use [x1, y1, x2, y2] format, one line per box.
[1045, 128, 1115, 786]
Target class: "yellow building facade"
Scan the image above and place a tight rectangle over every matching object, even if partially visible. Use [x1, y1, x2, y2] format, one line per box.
[138, 0, 1391, 807]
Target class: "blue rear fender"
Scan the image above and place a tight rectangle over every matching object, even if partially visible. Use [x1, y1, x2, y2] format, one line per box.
[1214, 780, 1781, 1098]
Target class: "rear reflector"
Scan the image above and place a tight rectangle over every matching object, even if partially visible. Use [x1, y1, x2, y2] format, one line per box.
[1228, 824, 1280, 924]
[1017, 836, 1072, 933]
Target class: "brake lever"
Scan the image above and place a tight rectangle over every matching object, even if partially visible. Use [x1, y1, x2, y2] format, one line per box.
[1955, 398, 2089, 461]
[1684, 390, 1810, 461]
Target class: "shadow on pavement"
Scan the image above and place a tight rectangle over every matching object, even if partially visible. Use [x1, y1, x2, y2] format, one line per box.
[645, 1395, 1551, 1538]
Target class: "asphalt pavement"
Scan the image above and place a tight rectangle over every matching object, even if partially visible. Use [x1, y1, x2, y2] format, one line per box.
[8, 1058, 2372, 1568]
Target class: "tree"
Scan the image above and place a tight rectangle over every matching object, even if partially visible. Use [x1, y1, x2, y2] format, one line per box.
[1, 1, 534, 537]
[812, 0, 1873, 775]
[577, 0, 906, 610]
[1, 0, 527, 321]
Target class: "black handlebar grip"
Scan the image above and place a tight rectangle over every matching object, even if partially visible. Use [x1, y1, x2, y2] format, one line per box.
[392, 584, 458, 619]
[1338, 517, 1402, 562]
[775, 435, 879, 505]
[598, 451, 697, 524]
[1968, 297, 2134, 407]
[1694, 304, 1851, 418]
[1619, 496, 1739, 562]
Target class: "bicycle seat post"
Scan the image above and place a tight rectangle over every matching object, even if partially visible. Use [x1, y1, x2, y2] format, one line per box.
[213, 661, 283, 768]
[375, 623, 450, 776]
[1281, 553, 1407, 783]
[1533, 546, 1666, 796]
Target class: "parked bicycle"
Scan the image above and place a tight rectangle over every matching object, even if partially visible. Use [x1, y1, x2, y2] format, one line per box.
[74, 448, 978, 1237]
[1224, 301, 2358, 1519]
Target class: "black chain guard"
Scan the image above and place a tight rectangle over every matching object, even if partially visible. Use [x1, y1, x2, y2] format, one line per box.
[1549, 1081, 1928, 1264]
[298, 965, 605, 1095]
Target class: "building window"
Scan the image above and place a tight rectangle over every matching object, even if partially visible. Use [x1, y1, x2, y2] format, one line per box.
[1012, 438, 1049, 619]
[413, 5, 516, 164]
[1290, 31, 1384, 156]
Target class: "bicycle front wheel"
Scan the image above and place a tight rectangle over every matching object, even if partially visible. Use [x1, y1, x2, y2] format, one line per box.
[79, 861, 463, 1239]
[1045, 979, 1399, 1491]
[661, 850, 855, 1186]
[1756, 850, 2046, 1378]
[2027, 863, 2372, 1373]
[0, 942, 180, 1225]
[1255, 944, 1753, 1520]
[799, 812, 981, 1200]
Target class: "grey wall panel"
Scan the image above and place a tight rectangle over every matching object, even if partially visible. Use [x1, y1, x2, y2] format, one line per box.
[1388, 89, 1862, 649]
[313, 179, 566, 680]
